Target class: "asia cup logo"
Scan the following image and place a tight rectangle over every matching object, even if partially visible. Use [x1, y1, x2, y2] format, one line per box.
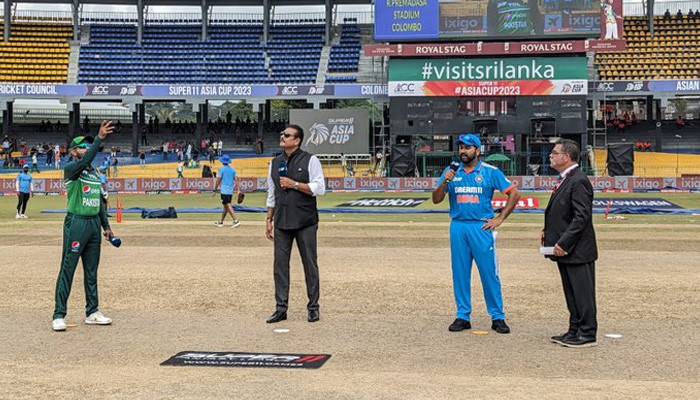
[306, 123, 329, 146]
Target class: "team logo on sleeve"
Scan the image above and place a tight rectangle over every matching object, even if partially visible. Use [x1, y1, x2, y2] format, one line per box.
[71, 241, 80, 252]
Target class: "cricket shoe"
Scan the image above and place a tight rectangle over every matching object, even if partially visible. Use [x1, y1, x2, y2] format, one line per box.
[214, 221, 224, 227]
[52, 318, 66, 331]
[15, 213, 21, 219]
[20, 214, 28, 218]
[232, 220, 241, 228]
[85, 311, 112, 325]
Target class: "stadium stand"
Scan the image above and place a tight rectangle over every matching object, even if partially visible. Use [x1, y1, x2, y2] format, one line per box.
[267, 23, 324, 84]
[595, 14, 700, 80]
[78, 24, 267, 84]
[0, 21, 72, 83]
[326, 20, 360, 82]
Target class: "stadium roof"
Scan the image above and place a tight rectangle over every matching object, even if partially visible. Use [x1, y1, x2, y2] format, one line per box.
[14, 0, 372, 6]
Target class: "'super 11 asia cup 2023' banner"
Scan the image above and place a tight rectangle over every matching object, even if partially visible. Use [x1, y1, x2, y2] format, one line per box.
[388, 56, 588, 96]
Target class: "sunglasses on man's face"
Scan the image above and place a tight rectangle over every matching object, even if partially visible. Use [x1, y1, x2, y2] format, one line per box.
[280, 131, 296, 139]
[76, 143, 90, 149]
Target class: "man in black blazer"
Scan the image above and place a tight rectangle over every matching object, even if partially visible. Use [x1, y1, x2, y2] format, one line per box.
[543, 139, 598, 348]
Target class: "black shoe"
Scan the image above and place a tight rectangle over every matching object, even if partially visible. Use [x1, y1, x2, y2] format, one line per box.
[559, 336, 598, 348]
[308, 310, 320, 322]
[550, 331, 577, 344]
[491, 319, 510, 334]
[266, 311, 287, 323]
[448, 318, 471, 332]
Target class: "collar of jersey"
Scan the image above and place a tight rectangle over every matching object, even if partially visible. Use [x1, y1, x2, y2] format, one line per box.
[462, 160, 482, 175]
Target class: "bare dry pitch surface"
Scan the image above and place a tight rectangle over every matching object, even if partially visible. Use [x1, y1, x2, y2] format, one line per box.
[0, 195, 699, 399]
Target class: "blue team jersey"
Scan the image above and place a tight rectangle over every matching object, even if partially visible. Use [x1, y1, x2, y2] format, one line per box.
[218, 165, 236, 195]
[437, 160, 515, 221]
[16, 172, 32, 193]
[99, 172, 107, 185]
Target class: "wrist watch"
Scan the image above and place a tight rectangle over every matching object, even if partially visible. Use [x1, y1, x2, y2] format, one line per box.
[294, 181, 300, 189]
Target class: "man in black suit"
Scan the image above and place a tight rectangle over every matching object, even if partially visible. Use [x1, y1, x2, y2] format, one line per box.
[543, 139, 598, 348]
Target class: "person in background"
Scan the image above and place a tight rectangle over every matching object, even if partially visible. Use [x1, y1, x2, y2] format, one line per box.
[177, 161, 184, 178]
[213, 155, 241, 228]
[30, 151, 39, 173]
[16, 164, 33, 219]
[98, 166, 111, 217]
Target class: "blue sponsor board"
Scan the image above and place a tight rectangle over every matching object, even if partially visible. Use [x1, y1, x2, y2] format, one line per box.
[0, 84, 84, 97]
[588, 80, 700, 93]
[374, 0, 440, 40]
[0, 83, 379, 100]
[592, 198, 683, 209]
[648, 80, 700, 92]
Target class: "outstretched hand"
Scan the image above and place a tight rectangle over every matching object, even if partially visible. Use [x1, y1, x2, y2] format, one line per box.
[98, 120, 114, 140]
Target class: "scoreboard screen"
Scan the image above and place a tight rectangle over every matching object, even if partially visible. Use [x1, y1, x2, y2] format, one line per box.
[375, 0, 603, 41]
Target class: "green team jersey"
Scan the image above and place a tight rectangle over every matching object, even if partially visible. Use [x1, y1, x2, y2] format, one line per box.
[488, 0, 537, 36]
[64, 137, 110, 229]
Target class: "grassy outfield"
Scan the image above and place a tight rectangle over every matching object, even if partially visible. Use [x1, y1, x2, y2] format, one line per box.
[1, 191, 698, 226]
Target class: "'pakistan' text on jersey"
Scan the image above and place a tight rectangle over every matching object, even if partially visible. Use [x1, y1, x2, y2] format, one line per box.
[66, 169, 103, 215]
[437, 160, 516, 221]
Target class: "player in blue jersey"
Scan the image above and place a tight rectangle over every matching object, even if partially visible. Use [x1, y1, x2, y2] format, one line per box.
[15, 165, 33, 219]
[213, 154, 241, 228]
[432, 134, 521, 334]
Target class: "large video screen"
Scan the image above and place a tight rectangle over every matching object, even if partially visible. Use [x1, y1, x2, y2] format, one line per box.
[375, 0, 603, 41]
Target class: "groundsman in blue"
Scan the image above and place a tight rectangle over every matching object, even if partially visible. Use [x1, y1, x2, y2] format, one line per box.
[52, 120, 116, 332]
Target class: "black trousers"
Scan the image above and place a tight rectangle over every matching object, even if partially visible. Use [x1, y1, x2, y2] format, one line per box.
[557, 261, 597, 338]
[273, 223, 320, 313]
[16, 192, 30, 214]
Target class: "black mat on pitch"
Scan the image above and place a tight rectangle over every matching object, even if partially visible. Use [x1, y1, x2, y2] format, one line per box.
[161, 351, 331, 369]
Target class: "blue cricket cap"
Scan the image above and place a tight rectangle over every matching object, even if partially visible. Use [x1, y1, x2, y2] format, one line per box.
[455, 134, 482, 148]
[219, 155, 231, 164]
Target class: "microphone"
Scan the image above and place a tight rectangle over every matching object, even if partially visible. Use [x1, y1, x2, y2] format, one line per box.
[445, 157, 460, 183]
[278, 161, 288, 190]
[278, 161, 288, 177]
[109, 236, 122, 248]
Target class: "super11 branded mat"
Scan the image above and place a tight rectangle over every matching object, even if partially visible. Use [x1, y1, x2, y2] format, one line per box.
[161, 351, 331, 369]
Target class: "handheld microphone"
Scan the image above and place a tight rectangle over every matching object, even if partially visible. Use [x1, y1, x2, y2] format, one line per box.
[278, 161, 288, 190]
[445, 157, 461, 183]
[278, 161, 288, 177]
[109, 236, 122, 248]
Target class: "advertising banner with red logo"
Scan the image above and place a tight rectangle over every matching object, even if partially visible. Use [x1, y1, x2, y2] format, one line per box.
[1, 176, 699, 195]
[493, 196, 539, 209]
[365, 40, 625, 57]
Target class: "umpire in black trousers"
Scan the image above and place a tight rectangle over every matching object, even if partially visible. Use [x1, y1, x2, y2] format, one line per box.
[265, 124, 326, 323]
[543, 139, 598, 348]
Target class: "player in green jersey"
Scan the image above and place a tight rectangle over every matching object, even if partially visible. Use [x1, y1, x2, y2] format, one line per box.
[52, 120, 116, 332]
